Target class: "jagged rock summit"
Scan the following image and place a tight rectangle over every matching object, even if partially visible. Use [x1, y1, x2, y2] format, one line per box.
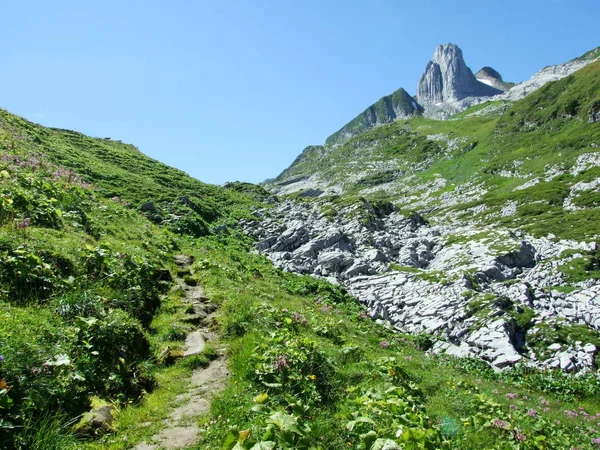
[416, 43, 503, 105]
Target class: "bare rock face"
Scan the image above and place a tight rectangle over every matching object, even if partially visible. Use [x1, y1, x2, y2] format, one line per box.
[416, 44, 502, 105]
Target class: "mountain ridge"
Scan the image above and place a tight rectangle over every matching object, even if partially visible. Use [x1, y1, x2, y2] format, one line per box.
[270, 43, 600, 190]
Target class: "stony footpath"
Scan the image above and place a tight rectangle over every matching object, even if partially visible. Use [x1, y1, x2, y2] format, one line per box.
[242, 200, 600, 372]
[134, 255, 227, 450]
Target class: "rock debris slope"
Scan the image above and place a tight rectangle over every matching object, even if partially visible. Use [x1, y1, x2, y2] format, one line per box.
[243, 200, 599, 372]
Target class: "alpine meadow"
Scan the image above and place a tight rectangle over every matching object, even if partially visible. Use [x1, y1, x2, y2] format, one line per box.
[1, 40, 600, 450]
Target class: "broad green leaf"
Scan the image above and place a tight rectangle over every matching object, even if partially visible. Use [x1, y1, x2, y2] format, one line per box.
[346, 416, 375, 431]
[249, 442, 276, 450]
[221, 429, 239, 450]
[266, 411, 304, 436]
[370, 438, 400, 450]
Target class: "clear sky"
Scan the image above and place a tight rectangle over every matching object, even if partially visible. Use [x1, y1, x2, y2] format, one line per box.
[1, 1, 599, 185]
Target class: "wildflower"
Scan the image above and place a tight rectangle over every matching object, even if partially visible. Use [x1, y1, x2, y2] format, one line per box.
[493, 389, 499, 395]
[514, 429, 526, 442]
[0, 355, 4, 361]
[379, 340, 390, 348]
[505, 393, 517, 400]
[510, 405, 517, 410]
[491, 418, 508, 429]
[309, 374, 316, 380]
[565, 410, 579, 419]
[16, 217, 31, 229]
[539, 398, 550, 406]
[522, 395, 528, 400]
[404, 355, 413, 361]
[543, 407, 550, 413]
[592, 437, 600, 445]
[282, 308, 288, 313]
[526, 409, 538, 417]
[274, 354, 290, 371]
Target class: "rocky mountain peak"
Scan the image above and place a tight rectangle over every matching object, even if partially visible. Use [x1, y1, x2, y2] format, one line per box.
[475, 66, 514, 92]
[476, 66, 504, 82]
[416, 43, 502, 105]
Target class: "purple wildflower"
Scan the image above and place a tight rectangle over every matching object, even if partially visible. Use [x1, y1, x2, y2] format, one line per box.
[0, 355, 4, 361]
[515, 430, 527, 442]
[526, 409, 538, 418]
[274, 354, 290, 371]
[291, 312, 307, 325]
[592, 437, 600, 445]
[505, 393, 517, 400]
[491, 418, 508, 429]
[16, 217, 31, 229]
[565, 410, 579, 419]
[379, 340, 390, 348]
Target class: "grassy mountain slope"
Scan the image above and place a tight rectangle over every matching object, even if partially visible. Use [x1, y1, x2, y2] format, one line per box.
[0, 110, 267, 448]
[270, 60, 600, 240]
[0, 110, 262, 236]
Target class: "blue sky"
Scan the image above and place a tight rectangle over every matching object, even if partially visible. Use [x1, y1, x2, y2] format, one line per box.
[1, 1, 599, 184]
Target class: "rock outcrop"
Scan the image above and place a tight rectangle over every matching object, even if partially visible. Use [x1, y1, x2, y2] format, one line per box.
[416, 44, 502, 105]
[242, 199, 600, 373]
